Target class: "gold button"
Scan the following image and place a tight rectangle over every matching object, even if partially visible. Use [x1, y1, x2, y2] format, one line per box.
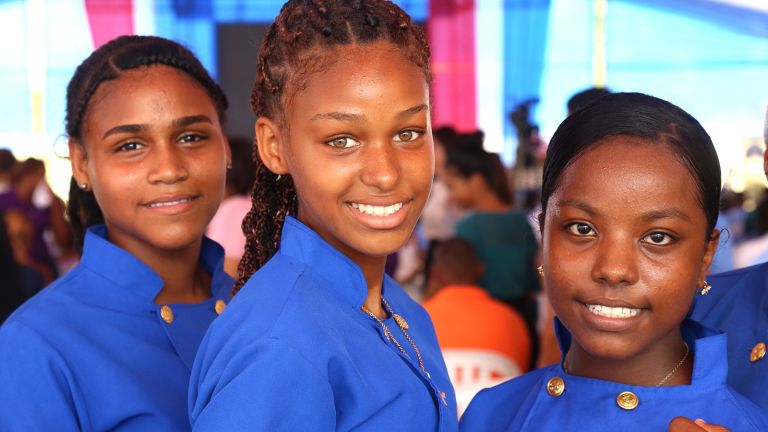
[546, 376, 565, 397]
[160, 305, 174, 324]
[616, 391, 639, 410]
[215, 299, 227, 315]
[751, 342, 766, 362]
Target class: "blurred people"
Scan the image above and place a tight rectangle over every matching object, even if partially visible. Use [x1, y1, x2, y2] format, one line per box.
[415, 125, 463, 291]
[0, 158, 72, 281]
[0, 212, 26, 323]
[690, 106, 768, 411]
[423, 238, 529, 415]
[733, 189, 768, 267]
[443, 131, 540, 371]
[3, 209, 47, 296]
[0, 149, 16, 194]
[206, 136, 255, 277]
[566, 86, 612, 115]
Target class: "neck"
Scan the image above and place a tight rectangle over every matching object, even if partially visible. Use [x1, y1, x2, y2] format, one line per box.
[359, 255, 388, 318]
[110, 233, 211, 304]
[565, 329, 692, 386]
[472, 188, 509, 212]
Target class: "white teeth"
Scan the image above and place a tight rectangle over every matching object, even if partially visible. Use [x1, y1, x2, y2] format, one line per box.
[350, 202, 403, 217]
[587, 304, 640, 319]
[147, 198, 192, 208]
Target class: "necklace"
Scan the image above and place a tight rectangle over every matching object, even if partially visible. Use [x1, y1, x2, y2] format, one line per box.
[563, 342, 689, 387]
[360, 298, 430, 377]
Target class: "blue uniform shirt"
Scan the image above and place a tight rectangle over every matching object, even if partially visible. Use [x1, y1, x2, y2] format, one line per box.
[690, 261, 768, 410]
[461, 319, 768, 431]
[189, 216, 458, 431]
[0, 225, 233, 431]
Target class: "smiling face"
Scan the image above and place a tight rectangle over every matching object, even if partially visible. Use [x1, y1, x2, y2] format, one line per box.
[542, 136, 718, 363]
[257, 41, 433, 266]
[70, 65, 229, 259]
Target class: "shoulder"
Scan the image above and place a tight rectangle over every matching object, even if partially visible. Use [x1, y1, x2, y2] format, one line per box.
[3, 265, 88, 332]
[461, 367, 549, 430]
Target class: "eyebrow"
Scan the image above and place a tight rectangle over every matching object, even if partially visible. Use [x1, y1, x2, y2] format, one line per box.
[559, 199, 692, 222]
[310, 104, 430, 123]
[558, 199, 598, 215]
[101, 115, 213, 139]
[641, 208, 692, 223]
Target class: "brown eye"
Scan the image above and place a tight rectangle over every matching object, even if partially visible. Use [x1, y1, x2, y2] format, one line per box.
[643, 232, 673, 245]
[567, 223, 594, 236]
[394, 130, 421, 142]
[326, 136, 358, 149]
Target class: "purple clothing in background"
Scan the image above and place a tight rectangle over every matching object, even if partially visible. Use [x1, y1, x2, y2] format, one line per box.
[0, 189, 55, 275]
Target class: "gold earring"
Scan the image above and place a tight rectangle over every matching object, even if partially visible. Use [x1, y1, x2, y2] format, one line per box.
[700, 281, 711, 296]
[537, 265, 544, 277]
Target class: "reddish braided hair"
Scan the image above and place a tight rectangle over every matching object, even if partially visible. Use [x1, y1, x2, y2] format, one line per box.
[235, 0, 431, 294]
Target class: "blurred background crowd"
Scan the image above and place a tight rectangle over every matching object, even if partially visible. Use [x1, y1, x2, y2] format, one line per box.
[1, 0, 767, 416]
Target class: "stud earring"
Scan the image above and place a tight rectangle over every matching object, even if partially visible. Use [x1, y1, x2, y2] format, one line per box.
[226, 162, 232, 170]
[276, 174, 282, 181]
[537, 265, 544, 277]
[80, 184, 89, 191]
[699, 281, 712, 296]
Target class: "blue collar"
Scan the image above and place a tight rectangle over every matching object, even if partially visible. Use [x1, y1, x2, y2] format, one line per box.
[277, 216, 372, 309]
[80, 224, 231, 302]
[554, 317, 727, 385]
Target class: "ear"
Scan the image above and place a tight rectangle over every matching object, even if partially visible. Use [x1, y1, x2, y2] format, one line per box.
[698, 228, 721, 285]
[68, 139, 90, 188]
[223, 135, 232, 168]
[254, 116, 289, 175]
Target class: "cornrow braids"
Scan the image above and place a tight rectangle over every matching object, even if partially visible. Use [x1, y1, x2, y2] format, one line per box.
[64, 35, 228, 254]
[234, 0, 430, 294]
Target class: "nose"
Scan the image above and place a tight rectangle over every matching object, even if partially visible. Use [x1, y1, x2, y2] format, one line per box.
[148, 142, 189, 185]
[360, 140, 400, 192]
[590, 233, 639, 287]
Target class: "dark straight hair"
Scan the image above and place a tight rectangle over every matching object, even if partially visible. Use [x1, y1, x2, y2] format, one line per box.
[540, 92, 721, 235]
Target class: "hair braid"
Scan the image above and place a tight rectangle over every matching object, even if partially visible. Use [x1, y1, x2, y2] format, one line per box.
[235, 0, 430, 294]
[65, 35, 228, 253]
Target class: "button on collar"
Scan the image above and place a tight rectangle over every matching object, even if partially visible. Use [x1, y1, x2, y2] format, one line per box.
[546, 376, 565, 397]
[215, 299, 227, 315]
[616, 391, 639, 410]
[160, 305, 174, 324]
[750, 342, 766, 362]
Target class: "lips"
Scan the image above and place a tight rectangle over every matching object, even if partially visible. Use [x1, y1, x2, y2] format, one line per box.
[141, 194, 200, 213]
[586, 304, 641, 319]
[349, 201, 404, 217]
[346, 199, 411, 230]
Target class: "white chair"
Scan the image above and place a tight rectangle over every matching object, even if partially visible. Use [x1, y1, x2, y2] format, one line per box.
[442, 349, 523, 417]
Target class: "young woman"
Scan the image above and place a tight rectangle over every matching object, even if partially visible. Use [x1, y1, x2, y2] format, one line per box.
[0, 35, 234, 430]
[189, 1, 457, 430]
[460, 93, 768, 431]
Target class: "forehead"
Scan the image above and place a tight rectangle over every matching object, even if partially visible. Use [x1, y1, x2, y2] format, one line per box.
[286, 42, 429, 113]
[551, 136, 703, 217]
[83, 65, 217, 134]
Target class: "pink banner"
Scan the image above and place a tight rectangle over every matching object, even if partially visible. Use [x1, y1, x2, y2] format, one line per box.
[428, 0, 476, 131]
[85, 0, 134, 49]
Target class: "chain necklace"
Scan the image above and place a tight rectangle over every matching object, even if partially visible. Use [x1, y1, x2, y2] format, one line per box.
[360, 298, 430, 377]
[563, 342, 689, 387]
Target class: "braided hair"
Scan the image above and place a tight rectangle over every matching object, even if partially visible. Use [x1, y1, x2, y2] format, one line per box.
[65, 35, 228, 253]
[236, 0, 431, 294]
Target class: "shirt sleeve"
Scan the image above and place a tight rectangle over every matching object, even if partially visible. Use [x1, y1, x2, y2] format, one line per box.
[0, 321, 83, 431]
[190, 337, 336, 431]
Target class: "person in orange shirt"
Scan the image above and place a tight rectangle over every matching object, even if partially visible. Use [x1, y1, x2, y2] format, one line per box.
[423, 238, 531, 415]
